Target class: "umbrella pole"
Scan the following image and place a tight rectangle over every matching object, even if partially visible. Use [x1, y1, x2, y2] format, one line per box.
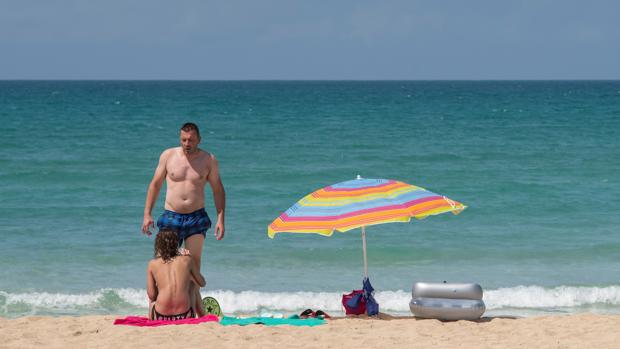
[362, 226, 368, 279]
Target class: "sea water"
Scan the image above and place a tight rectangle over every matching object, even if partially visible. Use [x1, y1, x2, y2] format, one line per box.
[1, 81, 619, 318]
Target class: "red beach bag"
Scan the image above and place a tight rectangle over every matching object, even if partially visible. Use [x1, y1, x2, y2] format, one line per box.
[342, 289, 366, 315]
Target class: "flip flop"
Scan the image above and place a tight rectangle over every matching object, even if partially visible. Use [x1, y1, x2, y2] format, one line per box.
[314, 310, 331, 319]
[299, 308, 315, 319]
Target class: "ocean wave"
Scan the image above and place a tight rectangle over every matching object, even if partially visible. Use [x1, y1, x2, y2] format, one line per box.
[484, 285, 620, 308]
[2, 285, 620, 316]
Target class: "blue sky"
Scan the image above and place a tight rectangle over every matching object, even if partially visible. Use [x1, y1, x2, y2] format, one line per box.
[1, 0, 619, 79]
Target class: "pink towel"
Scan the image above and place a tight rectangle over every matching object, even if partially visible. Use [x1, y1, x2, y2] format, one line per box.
[114, 314, 220, 327]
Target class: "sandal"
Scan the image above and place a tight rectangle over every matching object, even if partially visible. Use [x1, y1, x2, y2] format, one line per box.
[299, 309, 315, 319]
[314, 310, 331, 319]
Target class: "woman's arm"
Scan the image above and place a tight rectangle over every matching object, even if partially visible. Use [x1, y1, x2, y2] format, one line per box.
[146, 261, 158, 302]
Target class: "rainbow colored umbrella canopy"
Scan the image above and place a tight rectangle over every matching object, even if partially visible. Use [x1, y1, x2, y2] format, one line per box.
[268, 177, 466, 238]
[268, 177, 466, 280]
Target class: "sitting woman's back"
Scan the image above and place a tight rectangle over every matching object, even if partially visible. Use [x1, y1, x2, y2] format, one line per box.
[147, 229, 205, 320]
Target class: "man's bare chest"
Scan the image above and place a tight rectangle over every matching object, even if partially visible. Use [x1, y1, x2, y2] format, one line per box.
[166, 156, 209, 183]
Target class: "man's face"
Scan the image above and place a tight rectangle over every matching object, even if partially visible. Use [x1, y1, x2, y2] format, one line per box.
[180, 130, 200, 154]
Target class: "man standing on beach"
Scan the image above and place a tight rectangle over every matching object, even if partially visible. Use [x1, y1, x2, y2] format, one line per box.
[141, 122, 225, 317]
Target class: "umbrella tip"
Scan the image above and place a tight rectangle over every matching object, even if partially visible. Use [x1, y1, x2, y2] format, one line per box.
[356, 174, 362, 180]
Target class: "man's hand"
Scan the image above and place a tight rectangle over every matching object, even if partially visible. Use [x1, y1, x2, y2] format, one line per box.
[207, 155, 225, 241]
[214, 221, 225, 240]
[142, 215, 154, 236]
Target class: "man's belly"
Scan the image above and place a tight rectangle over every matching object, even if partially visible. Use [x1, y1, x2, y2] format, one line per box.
[164, 187, 205, 214]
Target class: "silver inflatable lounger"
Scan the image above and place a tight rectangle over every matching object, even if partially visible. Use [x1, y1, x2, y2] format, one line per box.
[409, 297, 485, 321]
[412, 282, 483, 300]
[410, 282, 485, 320]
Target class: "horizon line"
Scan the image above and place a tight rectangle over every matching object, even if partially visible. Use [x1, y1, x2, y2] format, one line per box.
[1, 78, 620, 82]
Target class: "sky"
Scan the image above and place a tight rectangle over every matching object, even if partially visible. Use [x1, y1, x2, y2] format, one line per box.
[1, 0, 619, 80]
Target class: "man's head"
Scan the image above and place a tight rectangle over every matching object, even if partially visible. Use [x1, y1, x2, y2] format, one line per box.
[154, 229, 180, 262]
[179, 122, 201, 154]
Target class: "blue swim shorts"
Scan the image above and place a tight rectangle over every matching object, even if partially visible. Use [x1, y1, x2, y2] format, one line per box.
[157, 208, 212, 245]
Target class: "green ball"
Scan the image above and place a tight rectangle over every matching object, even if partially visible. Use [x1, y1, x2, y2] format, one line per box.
[202, 296, 223, 317]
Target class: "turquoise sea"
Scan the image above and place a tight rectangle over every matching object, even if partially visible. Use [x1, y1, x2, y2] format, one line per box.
[1, 81, 619, 318]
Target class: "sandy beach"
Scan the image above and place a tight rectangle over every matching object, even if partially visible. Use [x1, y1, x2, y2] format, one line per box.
[1, 313, 619, 348]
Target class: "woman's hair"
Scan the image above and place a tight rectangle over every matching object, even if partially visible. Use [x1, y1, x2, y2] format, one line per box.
[154, 229, 180, 262]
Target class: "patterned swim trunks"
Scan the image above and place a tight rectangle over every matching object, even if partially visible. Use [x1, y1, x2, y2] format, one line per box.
[157, 208, 212, 245]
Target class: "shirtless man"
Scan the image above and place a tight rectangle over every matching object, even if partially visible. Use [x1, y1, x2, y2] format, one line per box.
[147, 229, 206, 320]
[141, 122, 225, 317]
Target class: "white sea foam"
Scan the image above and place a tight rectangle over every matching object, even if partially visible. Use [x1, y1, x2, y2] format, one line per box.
[2, 285, 620, 315]
[0, 288, 144, 309]
[484, 285, 620, 308]
[3, 291, 102, 307]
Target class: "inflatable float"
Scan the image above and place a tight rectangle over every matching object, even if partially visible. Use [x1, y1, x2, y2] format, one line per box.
[409, 282, 485, 320]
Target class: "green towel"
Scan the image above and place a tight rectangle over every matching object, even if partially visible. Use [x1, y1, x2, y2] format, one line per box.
[220, 315, 325, 327]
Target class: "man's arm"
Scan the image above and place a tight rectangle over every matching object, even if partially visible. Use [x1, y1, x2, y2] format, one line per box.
[146, 261, 158, 302]
[142, 150, 169, 235]
[188, 258, 206, 287]
[207, 155, 226, 240]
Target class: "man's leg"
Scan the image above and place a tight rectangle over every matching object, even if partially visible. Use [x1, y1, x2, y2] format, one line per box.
[185, 233, 205, 317]
[189, 284, 197, 318]
[148, 301, 155, 320]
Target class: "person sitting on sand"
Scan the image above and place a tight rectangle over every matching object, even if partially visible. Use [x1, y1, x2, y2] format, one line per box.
[147, 229, 206, 320]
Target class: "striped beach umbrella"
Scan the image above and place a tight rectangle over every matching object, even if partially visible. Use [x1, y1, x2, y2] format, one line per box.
[268, 176, 466, 279]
